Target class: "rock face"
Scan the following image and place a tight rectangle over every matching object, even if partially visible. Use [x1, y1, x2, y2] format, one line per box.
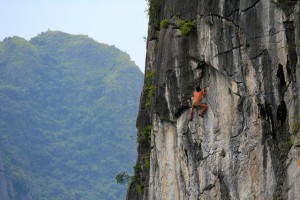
[128, 0, 300, 199]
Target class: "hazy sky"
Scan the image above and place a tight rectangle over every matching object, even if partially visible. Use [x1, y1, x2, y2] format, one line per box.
[0, 0, 148, 72]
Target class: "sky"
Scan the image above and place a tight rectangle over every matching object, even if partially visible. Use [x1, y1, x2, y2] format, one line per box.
[0, 0, 148, 72]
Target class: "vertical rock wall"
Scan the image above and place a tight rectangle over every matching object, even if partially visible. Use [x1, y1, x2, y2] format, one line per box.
[129, 0, 300, 199]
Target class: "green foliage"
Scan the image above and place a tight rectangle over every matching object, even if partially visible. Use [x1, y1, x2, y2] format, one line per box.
[284, 138, 294, 149]
[129, 70, 155, 196]
[290, 115, 300, 135]
[143, 153, 151, 170]
[176, 19, 197, 38]
[131, 125, 152, 196]
[141, 125, 152, 144]
[291, 121, 300, 135]
[145, 71, 154, 84]
[219, 149, 226, 158]
[136, 183, 144, 195]
[180, 21, 197, 38]
[145, 99, 151, 109]
[284, 114, 300, 150]
[133, 163, 142, 175]
[146, 0, 162, 27]
[0, 31, 143, 200]
[160, 19, 169, 29]
[145, 71, 155, 109]
[132, 163, 142, 185]
[176, 18, 185, 27]
[116, 172, 131, 185]
[148, 85, 156, 98]
[145, 85, 155, 109]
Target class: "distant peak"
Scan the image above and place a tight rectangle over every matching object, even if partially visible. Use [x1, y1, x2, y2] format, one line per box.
[2, 36, 36, 51]
[3, 36, 27, 43]
[33, 30, 89, 40]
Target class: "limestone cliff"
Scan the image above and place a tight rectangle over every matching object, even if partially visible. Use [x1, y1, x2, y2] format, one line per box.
[128, 0, 300, 199]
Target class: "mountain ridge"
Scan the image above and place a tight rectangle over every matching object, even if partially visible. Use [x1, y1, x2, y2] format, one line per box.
[0, 31, 143, 200]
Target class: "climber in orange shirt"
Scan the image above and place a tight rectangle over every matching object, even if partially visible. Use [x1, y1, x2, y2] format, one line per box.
[189, 85, 208, 121]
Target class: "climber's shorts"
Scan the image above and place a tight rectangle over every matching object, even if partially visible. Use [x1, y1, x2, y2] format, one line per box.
[192, 101, 206, 107]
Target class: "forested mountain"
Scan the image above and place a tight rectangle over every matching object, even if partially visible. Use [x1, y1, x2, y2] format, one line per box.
[0, 31, 143, 200]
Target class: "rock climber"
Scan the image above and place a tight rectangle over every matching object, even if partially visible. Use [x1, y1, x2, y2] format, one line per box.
[189, 85, 208, 121]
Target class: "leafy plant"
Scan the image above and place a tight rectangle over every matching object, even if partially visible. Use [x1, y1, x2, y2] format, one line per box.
[136, 183, 144, 195]
[143, 153, 151, 170]
[145, 99, 151, 109]
[290, 115, 300, 135]
[145, 71, 155, 109]
[148, 85, 155, 97]
[142, 125, 152, 144]
[219, 149, 226, 158]
[134, 163, 142, 175]
[131, 125, 152, 196]
[160, 19, 169, 29]
[116, 172, 131, 185]
[284, 138, 294, 149]
[146, 0, 162, 27]
[145, 71, 154, 84]
[176, 19, 197, 38]
[145, 85, 155, 109]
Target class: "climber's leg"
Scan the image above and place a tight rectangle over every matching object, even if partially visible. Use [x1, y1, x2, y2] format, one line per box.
[189, 105, 195, 121]
[190, 102, 202, 121]
[199, 103, 208, 118]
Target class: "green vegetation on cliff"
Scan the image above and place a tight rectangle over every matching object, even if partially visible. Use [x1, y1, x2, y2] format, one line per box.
[0, 31, 143, 200]
[146, 0, 162, 28]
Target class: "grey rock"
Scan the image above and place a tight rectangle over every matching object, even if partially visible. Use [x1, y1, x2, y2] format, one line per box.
[128, 0, 300, 200]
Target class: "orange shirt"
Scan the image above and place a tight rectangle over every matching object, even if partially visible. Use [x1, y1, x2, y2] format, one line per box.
[193, 89, 206, 103]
